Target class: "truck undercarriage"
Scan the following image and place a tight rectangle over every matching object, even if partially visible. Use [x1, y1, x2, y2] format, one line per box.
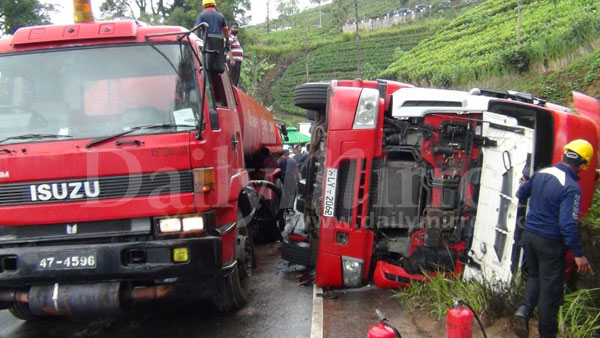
[284, 81, 598, 289]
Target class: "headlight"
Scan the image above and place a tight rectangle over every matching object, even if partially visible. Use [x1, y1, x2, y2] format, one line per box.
[182, 217, 204, 232]
[342, 256, 364, 288]
[159, 218, 182, 233]
[353, 88, 380, 130]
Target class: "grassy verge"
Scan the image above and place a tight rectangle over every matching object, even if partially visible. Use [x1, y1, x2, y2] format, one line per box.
[558, 288, 600, 337]
[396, 272, 600, 337]
[395, 272, 523, 322]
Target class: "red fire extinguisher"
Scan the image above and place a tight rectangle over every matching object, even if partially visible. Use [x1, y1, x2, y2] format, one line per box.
[446, 300, 487, 338]
[367, 309, 402, 338]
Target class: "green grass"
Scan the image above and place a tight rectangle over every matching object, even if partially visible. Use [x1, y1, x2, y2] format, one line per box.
[397, 272, 600, 337]
[396, 271, 523, 321]
[380, 0, 600, 87]
[271, 23, 436, 114]
[558, 288, 600, 338]
[499, 49, 600, 105]
[582, 190, 600, 230]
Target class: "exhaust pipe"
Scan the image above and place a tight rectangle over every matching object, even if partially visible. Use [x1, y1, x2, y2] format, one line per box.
[0, 290, 28, 303]
[28, 282, 122, 316]
[23, 283, 176, 316]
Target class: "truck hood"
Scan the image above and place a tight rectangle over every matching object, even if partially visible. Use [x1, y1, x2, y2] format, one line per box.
[0, 133, 195, 226]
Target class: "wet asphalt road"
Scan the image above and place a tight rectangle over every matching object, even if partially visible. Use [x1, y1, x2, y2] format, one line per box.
[0, 243, 313, 338]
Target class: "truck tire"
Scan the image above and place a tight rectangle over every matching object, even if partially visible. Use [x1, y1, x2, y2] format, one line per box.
[210, 264, 247, 312]
[211, 211, 250, 311]
[294, 83, 329, 112]
[237, 211, 255, 280]
[9, 302, 40, 321]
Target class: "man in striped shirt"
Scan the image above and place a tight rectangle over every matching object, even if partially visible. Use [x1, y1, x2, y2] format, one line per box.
[227, 23, 244, 86]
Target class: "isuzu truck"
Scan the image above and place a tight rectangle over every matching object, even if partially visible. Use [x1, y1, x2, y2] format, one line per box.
[0, 15, 283, 319]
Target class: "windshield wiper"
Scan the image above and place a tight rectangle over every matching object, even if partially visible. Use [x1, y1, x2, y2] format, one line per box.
[85, 123, 196, 149]
[0, 134, 73, 145]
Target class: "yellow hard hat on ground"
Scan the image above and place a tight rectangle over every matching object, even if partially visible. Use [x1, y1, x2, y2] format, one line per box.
[564, 139, 594, 169]
[203, 0, 216, 8]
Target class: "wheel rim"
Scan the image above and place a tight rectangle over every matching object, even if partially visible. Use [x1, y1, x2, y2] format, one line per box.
[242, 235, 253, 277]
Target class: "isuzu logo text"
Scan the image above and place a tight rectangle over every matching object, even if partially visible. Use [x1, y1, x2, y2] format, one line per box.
[29, 181, 101, 202]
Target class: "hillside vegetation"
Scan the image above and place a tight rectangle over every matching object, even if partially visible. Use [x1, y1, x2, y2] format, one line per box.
[380, 0, 600, 87]
[272, 23, 438, 114]
[244, 0, 472, 119]
[244, 0, 600, 123]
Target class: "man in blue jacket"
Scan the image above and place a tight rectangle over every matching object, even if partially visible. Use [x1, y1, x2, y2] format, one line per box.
[195, 0, 229, 74]
[513, 139, 595, 338]
[195, 0, 229, 41]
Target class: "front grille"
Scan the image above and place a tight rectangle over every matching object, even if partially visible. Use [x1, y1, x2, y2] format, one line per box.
[0, 170, 193, 206]
[334, 160, 356, 223]
[0, 218, 152, 244]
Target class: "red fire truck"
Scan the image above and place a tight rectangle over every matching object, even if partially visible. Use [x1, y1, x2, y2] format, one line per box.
[284, 80, 600, 289]
[0, 15, 283, 318]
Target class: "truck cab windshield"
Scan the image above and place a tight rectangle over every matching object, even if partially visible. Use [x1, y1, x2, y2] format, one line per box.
[0, 43, 200, 145]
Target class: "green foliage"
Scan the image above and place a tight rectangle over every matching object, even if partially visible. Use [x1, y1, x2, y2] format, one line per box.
[239, 52, 275, 101]
[214, 0, 251, 26]
[500, 49, 600, 105]
[276, 0, 300, 27]
[165, 6, 196, 27]
[396, 271, 524, 321]
[272, 24, 432, 114]
[0, 0, 54, 35]
[330, 0, 352, 31]
[397, 272, 600, 337]
[558, 288, 600, 337]
[99, 0, 250, 27]
[381, 0, 600, 87]
[100, 0, 135, 20]
[583, 190, 600, 229]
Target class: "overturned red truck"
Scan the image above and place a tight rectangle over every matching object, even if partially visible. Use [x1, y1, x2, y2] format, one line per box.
[284, 80, 600, 288]
[0, 18, 284, 319]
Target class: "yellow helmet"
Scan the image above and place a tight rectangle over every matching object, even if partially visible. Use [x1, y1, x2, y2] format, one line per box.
[202, 0, 216, 8]
[564, 139, 594, 169]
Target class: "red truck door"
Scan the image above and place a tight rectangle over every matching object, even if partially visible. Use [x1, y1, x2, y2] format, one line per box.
[207, 71, 244, 206]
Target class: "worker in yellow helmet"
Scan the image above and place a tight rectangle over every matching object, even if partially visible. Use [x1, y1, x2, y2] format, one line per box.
[195, 0, 229, 74]
[195, 0, 229, 41]
[513, 139, 595, 338]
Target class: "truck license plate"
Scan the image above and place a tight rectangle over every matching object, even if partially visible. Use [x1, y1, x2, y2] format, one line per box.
[37, 250, 97, 270]
[323, 168, 338, 217]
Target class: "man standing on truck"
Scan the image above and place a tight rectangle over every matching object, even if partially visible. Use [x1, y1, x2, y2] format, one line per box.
[227, 23, 244, 86]
[195, 0, 229, 74]
[195, 0, 229, 40]
[513, 139, 595, 338]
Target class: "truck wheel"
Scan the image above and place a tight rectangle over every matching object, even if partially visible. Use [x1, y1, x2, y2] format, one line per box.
[9, 302, 40, 321]
[294, 83, 329, 112]
[210, 264, 248, 312]
[237, 215, 255, 280]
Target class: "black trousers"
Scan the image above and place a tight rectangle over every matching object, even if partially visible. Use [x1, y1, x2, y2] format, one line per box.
[521, 231, 566, 338]
[230, 61, 242, 86]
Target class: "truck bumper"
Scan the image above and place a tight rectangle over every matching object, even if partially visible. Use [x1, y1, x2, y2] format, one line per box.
[0, 237, 222, 287]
